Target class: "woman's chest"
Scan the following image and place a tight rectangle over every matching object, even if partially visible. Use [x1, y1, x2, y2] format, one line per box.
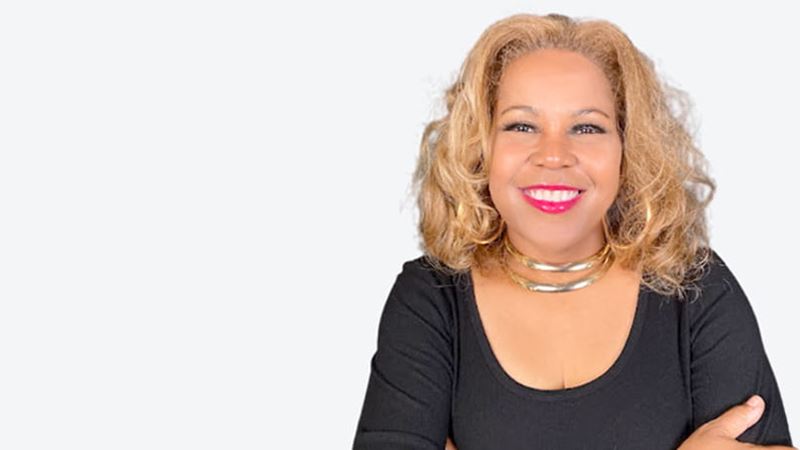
[479, 303, 636, 391]
[450, 271, 693, 449]
[468, 266, 641, 391]
[451, 321, 692, 450]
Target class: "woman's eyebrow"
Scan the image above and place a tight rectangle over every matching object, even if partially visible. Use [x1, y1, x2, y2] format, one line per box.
[499, 105, 611, 119]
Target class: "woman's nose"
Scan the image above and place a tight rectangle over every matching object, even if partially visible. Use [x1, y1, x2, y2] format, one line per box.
[530, 134, 577, 168]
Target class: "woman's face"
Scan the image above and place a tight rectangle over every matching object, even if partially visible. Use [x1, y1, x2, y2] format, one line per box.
[488, 48, 622, 262]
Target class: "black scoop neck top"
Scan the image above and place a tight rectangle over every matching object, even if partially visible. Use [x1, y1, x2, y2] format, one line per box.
[353, 249, 792, 449]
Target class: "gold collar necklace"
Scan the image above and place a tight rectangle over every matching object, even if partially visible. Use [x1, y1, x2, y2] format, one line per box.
[502, 234, 614, 293]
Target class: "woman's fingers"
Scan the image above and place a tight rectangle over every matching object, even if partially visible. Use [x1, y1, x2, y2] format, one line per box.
[702, 395, 766, 439]
[445, 436, 458, 450]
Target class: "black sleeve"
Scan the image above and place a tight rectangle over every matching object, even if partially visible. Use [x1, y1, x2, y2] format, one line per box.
[352, 258, 455, 450]
[689, 250, 793, 446]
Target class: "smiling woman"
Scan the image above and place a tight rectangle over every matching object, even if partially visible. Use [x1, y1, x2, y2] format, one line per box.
[352, 12, 793, 450]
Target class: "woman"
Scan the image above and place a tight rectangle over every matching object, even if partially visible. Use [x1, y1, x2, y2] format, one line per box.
[352, 13, 793, 450]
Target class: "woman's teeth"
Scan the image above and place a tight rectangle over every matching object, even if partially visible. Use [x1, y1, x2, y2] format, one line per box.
[524, 189, 580, 202]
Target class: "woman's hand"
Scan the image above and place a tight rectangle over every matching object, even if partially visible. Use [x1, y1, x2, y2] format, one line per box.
[678, 395, 795, 449]
[445, 436, 457, 450]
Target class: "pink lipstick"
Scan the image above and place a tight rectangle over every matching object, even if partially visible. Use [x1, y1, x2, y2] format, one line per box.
[519, 184, 585, 214]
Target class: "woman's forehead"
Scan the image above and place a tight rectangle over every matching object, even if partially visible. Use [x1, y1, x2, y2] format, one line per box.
[494, 51, 616, 115]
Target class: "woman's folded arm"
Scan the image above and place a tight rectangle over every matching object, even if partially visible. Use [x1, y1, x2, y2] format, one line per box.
[688, 250, 792, 446]
[352, 259, 455, 449]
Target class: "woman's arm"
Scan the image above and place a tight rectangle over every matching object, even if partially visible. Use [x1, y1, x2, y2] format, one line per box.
[678, 395, 795, 449]
[687, 250, 792, 446]
[442, 398, 796, 450]
[352, 259, 455, 449]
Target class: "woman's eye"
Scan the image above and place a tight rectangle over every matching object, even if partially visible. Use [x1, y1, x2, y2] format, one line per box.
[573, 124, 606, 135]
[502, 122, 606, 134]
[503, 122, 535, 133]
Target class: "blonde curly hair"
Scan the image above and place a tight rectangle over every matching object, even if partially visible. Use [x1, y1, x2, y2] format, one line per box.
[409, 13, 716, 301]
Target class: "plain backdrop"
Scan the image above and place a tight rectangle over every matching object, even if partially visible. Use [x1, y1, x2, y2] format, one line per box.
[0, 0, 798, 449]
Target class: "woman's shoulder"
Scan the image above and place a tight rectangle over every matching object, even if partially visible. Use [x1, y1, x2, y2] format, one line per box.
[644, 247, 751, 323]
[689, 247, 743, 301]
[394, 254, 466, 291]
[385, 255, 465, 324]
[685, 247, 762, 332]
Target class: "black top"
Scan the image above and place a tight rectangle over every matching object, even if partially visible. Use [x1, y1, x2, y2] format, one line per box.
[352, 249, 793, 449]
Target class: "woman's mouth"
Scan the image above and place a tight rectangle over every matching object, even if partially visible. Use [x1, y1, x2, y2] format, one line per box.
[519, 187, 585, 214]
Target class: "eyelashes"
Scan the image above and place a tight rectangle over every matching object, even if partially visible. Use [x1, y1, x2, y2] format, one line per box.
[501, 122, 607, 135]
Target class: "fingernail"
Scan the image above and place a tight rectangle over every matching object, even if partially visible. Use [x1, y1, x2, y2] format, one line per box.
[746, 395, 763, 409]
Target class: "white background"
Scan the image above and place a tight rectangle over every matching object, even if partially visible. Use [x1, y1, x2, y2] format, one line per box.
[0, 1, 797, 448]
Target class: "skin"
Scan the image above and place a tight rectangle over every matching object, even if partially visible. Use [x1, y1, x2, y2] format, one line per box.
[487, 48, 621, 277]
[443, 49, 795, 449]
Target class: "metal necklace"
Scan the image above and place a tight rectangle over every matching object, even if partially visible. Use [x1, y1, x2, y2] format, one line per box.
[501, 234, 614, 293]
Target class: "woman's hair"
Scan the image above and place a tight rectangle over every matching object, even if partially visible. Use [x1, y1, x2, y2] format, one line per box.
[409, 13, 716, 301]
